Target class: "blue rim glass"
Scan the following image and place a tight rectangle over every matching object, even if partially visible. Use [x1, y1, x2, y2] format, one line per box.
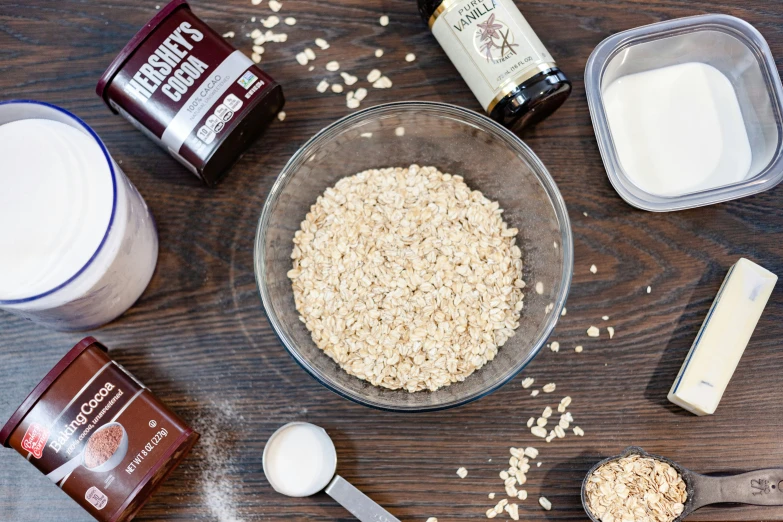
[254, 101, 573, 412]
[0, 100, 118, 305]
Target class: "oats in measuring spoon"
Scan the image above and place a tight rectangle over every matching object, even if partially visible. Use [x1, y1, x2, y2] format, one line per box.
[585, 454, 687, 522]
[289, 165, 526, 392]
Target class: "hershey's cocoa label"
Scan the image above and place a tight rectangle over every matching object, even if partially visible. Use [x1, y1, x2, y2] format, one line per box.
[106, 5, 278, 177]
[7, 347, 194, 522]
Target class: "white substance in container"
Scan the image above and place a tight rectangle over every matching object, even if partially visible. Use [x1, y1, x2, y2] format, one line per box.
[0, 110, 157, 331]
[604, 62, 752, 197]
[263, 422, 336, 497]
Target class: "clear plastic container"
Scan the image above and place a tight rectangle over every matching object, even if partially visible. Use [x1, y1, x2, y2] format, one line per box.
[0, 101, 158, 331]
[254, 102, 573, 412]
[585, 14, 783, 211]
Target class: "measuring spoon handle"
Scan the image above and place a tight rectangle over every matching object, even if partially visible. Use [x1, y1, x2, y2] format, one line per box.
[325, 475, 401, 522]
[691, 469, 783, 510]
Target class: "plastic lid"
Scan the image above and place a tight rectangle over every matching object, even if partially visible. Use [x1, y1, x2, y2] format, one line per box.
[0, 337, 105, 446]
[96, 0, 190, 108]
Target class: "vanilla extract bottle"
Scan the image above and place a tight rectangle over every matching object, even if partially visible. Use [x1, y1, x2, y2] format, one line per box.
[419, 0, 571, 130]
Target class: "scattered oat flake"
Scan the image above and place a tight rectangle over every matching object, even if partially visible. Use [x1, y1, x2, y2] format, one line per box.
[607, 326, 615, 339]
[560, 396, 572, 408]
[647, 285, 652, 293]
[587, 326, 600, 337]
[486, 508, 497, 519]
[505, 503, 520, 521]
[251, 53, 261, 63]
[316, 79, 329, 92]
[395, 126, 405, 137]
[269, 0, 282, 11]
[284, 17, 296, 25]
[253, 45, 265, 55]
[251, 16, 256, 22]
[590, 264, 597, 274]
[536, 417, 547, 427]
[375, 48, 384, 57]
[583, 211, 588, 217]
[539, 497, 552, 511]
[456, 467, 468, 478]
[380, 15, 389, 26]
[360, 132, 373, 138]
[252, 0, 262, 4]
[277, 111, 286, 121]
[315, 38, 330, 50]
[341, 72, 358, 85]
[347, 98, 360, 109]
[331, 84, 344, 93]
[326, 60, 340, 71]
[602, 315, 609, 321]
[367, 69, 382, 83]
[542, 406, 552, 418]
[296, 52, 308, 65]
[522, 377, 534, 388]
[544, 303, 554, 314]
[405, 53, 416, 62]
[550, 341, 559, 352]
[575, 345, 583, 353]
[426, 518, 438, 522]
[222, 31, 235, 38]
[530, 426, 547, 438]
[262, 16, 280, 28]
[488, 492, 496, 499]
[561, 307, 567, 316]
[308, 65, 314, 71]
[250, 29, 263, 39]
[542, 383, 556, 393]
[531, 390, 539, 397]
[354, 87, 368, 101]
[373, 76, 393, 88]
[573, 426, 584, 436]
[537, 461, 542, 467]
[535, 281, 544, 294]
[554, 425, 565, 438]
[304, 48, 316, 60]
[517, 490, 528, 500]
[526, 417, 534, 428]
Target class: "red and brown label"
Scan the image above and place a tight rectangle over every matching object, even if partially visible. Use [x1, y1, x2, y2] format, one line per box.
[6, 345, 195, 522]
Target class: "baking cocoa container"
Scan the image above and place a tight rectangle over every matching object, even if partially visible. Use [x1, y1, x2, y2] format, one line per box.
[1, 338, 199, 522]
[96, 0, 284, 186]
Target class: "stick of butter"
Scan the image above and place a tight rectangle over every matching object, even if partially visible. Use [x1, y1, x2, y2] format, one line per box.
[668, 258, 777, 416]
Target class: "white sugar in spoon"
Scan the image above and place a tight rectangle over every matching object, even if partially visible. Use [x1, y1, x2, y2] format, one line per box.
[263, 422, 400, 522]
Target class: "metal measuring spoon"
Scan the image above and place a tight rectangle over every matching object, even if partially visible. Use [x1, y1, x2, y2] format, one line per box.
[581, 446, 783, 521]
[263, 422, 400, 522]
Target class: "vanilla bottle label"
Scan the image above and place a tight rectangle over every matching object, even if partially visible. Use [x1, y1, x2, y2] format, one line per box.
[430, 0, 556, 112]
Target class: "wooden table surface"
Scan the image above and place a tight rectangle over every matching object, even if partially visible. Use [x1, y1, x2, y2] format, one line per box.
[2, 0, 783, 521]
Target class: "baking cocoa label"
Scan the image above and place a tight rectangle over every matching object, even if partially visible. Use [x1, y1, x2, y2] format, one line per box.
[106, 5, 278, 176]
[8, 359, 192, 521]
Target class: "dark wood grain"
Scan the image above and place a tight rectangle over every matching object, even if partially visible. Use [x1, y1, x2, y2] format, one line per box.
[1, 0, 783, 521]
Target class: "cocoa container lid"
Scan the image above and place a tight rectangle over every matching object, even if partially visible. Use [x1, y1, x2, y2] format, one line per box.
[0, 337, 105, 446]
[95, 0, 190, 108]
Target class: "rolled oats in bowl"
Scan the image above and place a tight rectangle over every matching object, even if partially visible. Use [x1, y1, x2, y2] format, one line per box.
[255, 102, 573, 411]
[288, 165, 525, 392]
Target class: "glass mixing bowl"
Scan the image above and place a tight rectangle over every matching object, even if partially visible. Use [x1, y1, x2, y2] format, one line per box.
[254, 102, 572, 412]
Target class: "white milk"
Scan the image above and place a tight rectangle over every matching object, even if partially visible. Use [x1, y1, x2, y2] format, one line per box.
[263, 423, 336, 497]
[0, 111, 158, 331]
[604, 62, 752, 197]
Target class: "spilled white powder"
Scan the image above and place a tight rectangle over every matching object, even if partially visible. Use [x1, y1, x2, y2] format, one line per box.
[192, 400, 247, 522]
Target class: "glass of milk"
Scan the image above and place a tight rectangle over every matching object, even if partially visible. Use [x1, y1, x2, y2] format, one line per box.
[0, 101, 158, 331]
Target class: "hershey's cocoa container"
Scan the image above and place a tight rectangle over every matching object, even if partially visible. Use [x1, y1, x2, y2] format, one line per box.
[96, 0, 284, 186]
[1, 338, 199, 522]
